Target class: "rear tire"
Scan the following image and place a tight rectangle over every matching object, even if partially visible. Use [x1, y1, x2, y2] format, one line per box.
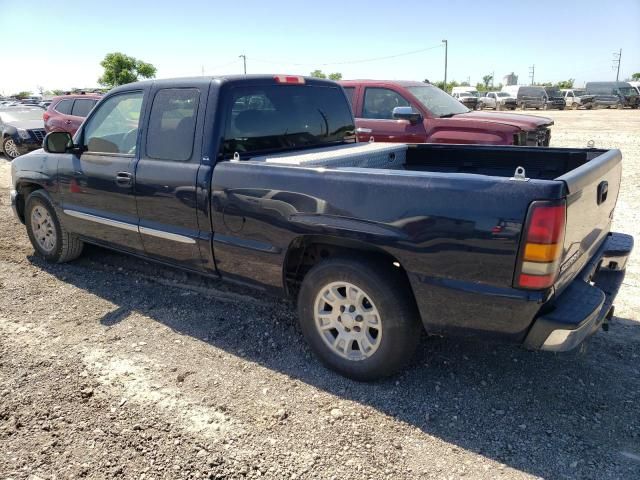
[2, 137, 21, 159]
[297, 257, 421, 381]
[25, 190, 84, 263]
[572, 102, 579, 110]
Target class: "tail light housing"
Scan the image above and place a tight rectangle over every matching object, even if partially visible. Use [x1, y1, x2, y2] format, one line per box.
[274, 75, 305, 85]
[43, 111, 50, 122]
[515, 200, 566, 290]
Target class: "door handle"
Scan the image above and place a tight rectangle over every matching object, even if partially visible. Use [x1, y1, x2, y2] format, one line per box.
[65, 120, 72, 125]
[356, 127, 372, 134]
[115, 171, 133, 187]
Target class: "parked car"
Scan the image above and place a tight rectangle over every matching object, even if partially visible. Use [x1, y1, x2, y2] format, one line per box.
[543, 87, 566, 110]
[451, 91, 479, 110]
[43, 93, 102, 136]
[586, 82, 640, 109]
[10, 75, 632, 380]
[0, 108, 46, 159]
[561, 88, 595, 110]
[38, 101, 52, 109]
[628, 81, 640, 95]
[340, 80, 552, 146]
[502, 85, 546, 110]
[479, 91, 518, 110]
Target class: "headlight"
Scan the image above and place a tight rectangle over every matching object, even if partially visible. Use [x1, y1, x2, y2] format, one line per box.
[17, 129, 30, 140]
[514, 131, 528, 146]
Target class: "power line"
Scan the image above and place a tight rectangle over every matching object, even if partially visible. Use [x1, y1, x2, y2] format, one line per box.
[250, 44, 444, 67]
[612, 49, 622, 82]
[529, 64, 535, 85]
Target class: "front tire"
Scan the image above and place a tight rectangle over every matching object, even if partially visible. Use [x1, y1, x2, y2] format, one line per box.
[297, 257, 421, 381]
[2, 137, 21, 159]
[25, 190, 84, 263]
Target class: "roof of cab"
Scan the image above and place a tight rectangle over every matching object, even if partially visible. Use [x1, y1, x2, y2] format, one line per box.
[108, 75, 339, 94]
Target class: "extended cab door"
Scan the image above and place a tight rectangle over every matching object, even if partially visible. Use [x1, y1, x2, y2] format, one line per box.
[58, 90, 145, 252]
[134, 85, 207, 271]
[354, 87, 427, 143]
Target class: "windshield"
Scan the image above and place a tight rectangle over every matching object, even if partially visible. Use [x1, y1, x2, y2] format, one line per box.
[406, 85, 469, 117]
[619, 87, 637, 96]
[223, 84, 355, 157]
[496, 92, 511, 97]
[0, 109, 43, 122]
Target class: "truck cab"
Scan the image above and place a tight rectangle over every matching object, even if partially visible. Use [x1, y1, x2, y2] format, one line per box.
[340, 80, 552, 146]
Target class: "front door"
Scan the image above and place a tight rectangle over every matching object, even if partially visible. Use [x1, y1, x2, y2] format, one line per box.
[355, 87, 426, 143]
[134, 85, 206, 271]
[58, 90, 145, 252]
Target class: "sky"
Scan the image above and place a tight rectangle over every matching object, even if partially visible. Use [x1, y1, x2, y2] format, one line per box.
[1, 0, 639, 96]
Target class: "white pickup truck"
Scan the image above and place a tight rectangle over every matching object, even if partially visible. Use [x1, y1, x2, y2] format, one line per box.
[479, 91, 517, 110]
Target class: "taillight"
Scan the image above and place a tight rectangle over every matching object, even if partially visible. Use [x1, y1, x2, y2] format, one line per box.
[43, 112, 50, 121]
[274, 75, 305, 85]
[515, 201, 566, 290]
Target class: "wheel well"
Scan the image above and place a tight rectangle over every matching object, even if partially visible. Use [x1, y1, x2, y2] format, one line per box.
[15, 182, 43, 223]
[284, 236, 414, 300]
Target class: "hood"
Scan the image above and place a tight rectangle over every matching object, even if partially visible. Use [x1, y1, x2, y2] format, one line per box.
[455, 111, 553, 130]
[4, 119, 45, 130]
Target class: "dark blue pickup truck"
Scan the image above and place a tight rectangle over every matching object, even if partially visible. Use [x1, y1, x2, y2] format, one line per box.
[10, 75, 633, 380]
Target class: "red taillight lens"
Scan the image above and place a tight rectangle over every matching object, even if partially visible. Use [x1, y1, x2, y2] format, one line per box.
[526, 204, 565, 244]
[43, 112, 50, 121]
[274, 75, 305, 84]
[515, 201, 567, 290]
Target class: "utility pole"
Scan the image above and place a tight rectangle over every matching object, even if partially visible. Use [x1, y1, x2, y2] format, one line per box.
[613, 49, 622, 81]
[442, 40, 448, 90]
[529, 64, 535, 85]
[491, 71, 494, 88]
[239, 54, 247, 75]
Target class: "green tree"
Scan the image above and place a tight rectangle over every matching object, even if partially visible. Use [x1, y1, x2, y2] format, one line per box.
[631, 72, 640, 81]
[328, 72, 342, 81]
[434, 80, 459, 92]
[12, 91, 32, 100]
[51, 89, 65, 96]
[482, 74, 493, 89]
[98, 52, 157, 88]
[555, 79, 574, 89]
[310, 69, 327, 79]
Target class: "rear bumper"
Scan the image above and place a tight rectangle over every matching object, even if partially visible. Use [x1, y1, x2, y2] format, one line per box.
[523, 232, 633, 351]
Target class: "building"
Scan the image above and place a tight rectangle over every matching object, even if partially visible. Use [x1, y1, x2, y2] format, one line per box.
[503, 72, 518, 86]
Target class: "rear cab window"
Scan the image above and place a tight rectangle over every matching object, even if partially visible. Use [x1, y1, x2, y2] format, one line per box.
[222, 83, 355, 158]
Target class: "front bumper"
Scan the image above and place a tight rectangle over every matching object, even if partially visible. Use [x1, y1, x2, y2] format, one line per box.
[523, 232, 633, 351]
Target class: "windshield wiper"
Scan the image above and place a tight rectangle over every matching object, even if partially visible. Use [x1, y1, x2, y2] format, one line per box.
[439, 113, 458, 118]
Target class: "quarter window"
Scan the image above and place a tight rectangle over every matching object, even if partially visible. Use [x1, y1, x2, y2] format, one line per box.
[146, 88, 200, 161]
[55, 99, 73, 115]
[342, 87, 355, 108]
[362, 88, 410, 119]
[71, 99, 97, 117]
[83, 91, 143, 154]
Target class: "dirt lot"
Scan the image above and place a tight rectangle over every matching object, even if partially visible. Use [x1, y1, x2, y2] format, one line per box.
[1, 109, 639, 480]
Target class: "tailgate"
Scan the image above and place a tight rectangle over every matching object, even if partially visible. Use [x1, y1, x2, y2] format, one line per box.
[554, 149, 622, 292]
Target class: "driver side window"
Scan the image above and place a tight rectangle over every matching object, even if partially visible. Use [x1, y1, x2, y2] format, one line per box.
[362, 88, 410, 119]
[83, 91, 143, 154]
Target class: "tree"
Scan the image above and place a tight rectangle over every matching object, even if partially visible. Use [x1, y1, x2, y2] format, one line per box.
[12, 91, 32, 100]
[632, 73, 640, 81]
[328, 72, 342, 81]
[555, 79, 574, 89]
[434, 80, 459, 92]
[98, 52, 157, 88]
[51, 89, 65, 96]
[482, 74, 493, 89]
[310, 69, 327, 79]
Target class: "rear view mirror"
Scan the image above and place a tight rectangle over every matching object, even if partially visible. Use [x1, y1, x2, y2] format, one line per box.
[392, 106, 422, 125]
[43, 131, 73, 153]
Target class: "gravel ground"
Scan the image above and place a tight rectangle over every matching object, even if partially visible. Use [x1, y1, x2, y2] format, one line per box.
[1, 109, 639, 480]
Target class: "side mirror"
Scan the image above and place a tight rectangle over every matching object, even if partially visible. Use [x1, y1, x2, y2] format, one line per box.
[43, 131, 73, 153]
[392, 106, 422, 125]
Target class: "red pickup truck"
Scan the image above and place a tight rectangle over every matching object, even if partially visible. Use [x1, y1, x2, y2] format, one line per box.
[340, 80, 553, 146]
